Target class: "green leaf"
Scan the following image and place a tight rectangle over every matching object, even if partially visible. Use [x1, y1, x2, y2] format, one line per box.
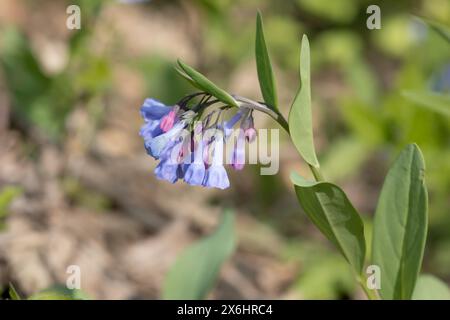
[176, 60, 238, 108]
[412, 274, 450, 300]
[255, 12, 278, 110]
[288, 35, 320, 168]
[8, 283, 21, 300]
[372, 144, 428, 300]
[291, 173, 366, 274]
[403, 91, 450, 117]
[28, 285, 90, 300]
[174, 67, 202, 91]
[163, 210, 236, 299]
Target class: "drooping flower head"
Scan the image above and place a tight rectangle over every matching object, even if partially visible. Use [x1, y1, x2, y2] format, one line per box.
[139, 94, 257, 189]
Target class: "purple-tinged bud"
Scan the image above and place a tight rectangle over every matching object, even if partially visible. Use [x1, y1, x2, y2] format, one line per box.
[244, 127, 257, 142]
[231, 129, 246, 170]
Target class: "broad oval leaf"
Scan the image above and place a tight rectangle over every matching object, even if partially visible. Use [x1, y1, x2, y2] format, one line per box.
[372, 144, 428, 300]
[255, 12, 278, 111]
[177, 60, 238, 108]
[163, 210, 236, 299]
[291, 172, 366, 274]
[412, 274, 450, 300]
[288, 35, 320, 168]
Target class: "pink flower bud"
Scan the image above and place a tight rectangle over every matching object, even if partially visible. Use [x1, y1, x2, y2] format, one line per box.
[244, 127, 257, 142]
[160, 110, 176, 132]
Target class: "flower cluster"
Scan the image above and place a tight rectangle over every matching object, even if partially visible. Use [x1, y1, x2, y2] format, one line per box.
[139, 96, 256, 189]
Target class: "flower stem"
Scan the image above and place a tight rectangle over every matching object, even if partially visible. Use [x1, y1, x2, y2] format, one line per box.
[308, 164, 324, 181]
[276, 110, 379, 300]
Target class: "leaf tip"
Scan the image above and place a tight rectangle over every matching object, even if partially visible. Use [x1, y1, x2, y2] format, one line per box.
[176, 58, 185, 69]
[256, 11, 263, 34]
[301, 34, 309, 44]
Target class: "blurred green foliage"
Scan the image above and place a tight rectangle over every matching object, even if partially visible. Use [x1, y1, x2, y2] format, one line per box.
[0, 0, 111, 139]
[284, 242, 355, 299]
[3, 283, 90, 300]
[27, 285, 90, 300]
[63, 177, 112, 212]
[0, 186, 21, 230]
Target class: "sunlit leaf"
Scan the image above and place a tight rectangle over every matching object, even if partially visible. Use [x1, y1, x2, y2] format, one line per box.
[372, 144, 428, 300]
[288, 35, 320, 168]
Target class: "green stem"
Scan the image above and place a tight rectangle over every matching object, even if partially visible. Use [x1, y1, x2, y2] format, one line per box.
[357, 276, 379, 300]
[276, 112, 379, 300]
[308, 164, 324, 181]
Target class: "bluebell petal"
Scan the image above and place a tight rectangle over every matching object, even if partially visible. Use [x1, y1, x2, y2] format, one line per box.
[177, 163, 189, 179]
[155, 160, 179, 184]
[203, 165, 230, 189]
[148, 122, 185, 159]
[140, 98, 172, 122]
[143, 121, 165, 157]
[184, 163, 206, 186]
[140, 120, 163, 140]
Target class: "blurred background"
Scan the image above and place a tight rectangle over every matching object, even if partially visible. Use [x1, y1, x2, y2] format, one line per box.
[0, 0, 448, 299]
